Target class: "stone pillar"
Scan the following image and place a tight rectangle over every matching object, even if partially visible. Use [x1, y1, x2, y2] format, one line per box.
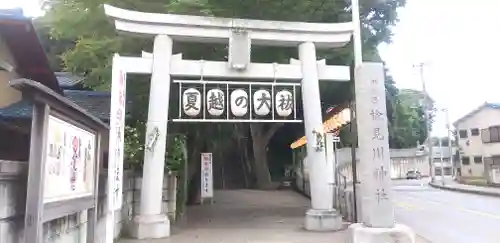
[348, 63, 415, 243]
[299, 42, 342, 231]
[131, 35, 172, 239]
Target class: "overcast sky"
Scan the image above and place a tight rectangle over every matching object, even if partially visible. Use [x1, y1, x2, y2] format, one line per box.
[2, 0, 500, 137]
[379, 0, 500, 136]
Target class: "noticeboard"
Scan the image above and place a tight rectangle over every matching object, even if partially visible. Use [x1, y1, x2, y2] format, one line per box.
[11, 79, 108, 243]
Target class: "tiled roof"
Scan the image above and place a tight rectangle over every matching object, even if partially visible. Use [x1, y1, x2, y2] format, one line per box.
[64, 90, 111, 121]
[0, 90, 115, 122]
[0, 99, 33, 119]
[487, 103, 500, 109]
[55, 72, 85, 88]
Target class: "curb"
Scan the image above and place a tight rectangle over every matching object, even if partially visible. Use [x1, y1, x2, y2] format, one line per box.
[429, 182, 500, 198]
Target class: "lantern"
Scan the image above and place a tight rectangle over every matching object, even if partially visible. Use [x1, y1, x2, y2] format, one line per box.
[275, 90, 293, 117]
[182, 88, 201, 117]
[230, 89, 248, 117]
[253, 89, 271, 116]
[206, 89, 225, 116]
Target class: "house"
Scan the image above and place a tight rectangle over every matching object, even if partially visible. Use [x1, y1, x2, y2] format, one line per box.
[0, 8, 111, 161]
[0, 8, 61, 160]
[454, 102, 500, 182]
[431, 145, 455, 176]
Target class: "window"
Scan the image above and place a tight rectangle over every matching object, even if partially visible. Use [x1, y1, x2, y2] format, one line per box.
[481, 126, 500, 143]
[484, 157, 493, 166]
[491, 127, 500, 142]
[462, 157, 470, 165]
[473, 156, 482, 164]
[459, 130, 468, 138]
[471, 128, 480, 136]
[482, 128, 491, 143]
[493, 156, 500, 165]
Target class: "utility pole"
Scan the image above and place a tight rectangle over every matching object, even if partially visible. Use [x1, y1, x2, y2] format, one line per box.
[444, 108, 453, 180]
[352, 0, 362, 67]
[438, 131, 445, 185]
[414, 62, 434, 183]
[349, 0, 362, 222]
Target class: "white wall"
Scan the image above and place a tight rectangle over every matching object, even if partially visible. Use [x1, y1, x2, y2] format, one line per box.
[299, 147, 429, 183]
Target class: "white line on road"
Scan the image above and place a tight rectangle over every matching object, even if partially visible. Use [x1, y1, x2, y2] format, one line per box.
[458, 208, 500, 220]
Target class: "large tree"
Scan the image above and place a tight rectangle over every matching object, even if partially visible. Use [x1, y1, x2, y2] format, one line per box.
[389, 88, 435, 148]
[38, 0, 407, 189]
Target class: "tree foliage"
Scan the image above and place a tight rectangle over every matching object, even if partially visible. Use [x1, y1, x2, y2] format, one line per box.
[38, 0, 409, 189]
[389, 88, 435, 148]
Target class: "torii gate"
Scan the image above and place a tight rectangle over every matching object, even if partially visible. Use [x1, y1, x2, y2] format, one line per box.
[103, 4, 415, 243]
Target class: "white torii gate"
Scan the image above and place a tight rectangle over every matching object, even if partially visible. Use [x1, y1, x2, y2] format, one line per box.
[103, 4, 415, 243]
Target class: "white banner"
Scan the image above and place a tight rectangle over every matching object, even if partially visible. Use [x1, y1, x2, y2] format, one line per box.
[108, 54, 126, 211]
[201, 153, 213, 198]
[44, 115, 96, 203]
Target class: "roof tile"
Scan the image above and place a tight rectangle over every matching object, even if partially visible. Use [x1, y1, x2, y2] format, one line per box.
[0, 90, 124, 122]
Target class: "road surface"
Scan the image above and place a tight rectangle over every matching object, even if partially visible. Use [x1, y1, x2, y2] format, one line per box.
[393, 179, 500, 243]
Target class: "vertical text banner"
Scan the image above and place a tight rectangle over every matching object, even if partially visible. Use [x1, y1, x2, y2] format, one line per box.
[201, 153, 214, 199]
[354, 63, 394, 228]
[108, 54, 126, 211]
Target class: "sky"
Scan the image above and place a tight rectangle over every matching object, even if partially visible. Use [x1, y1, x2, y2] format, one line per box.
[2, 0, 500, 137]
[379, 0, 500, 136]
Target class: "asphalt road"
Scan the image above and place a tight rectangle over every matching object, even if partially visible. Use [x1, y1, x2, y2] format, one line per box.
[393, 179, 500, 243]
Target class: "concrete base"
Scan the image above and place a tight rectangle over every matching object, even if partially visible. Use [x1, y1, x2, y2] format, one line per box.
[304, 209, 343, 231]
[129, 214, 170, 239]
[347, 223, 415, 243]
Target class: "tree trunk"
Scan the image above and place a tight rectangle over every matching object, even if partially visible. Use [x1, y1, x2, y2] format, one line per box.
[252, 137, 273, 189]
[250, 123, 284, 189]
[235, 133, 249, 188]
[186, 131, 203, 204]
[234, 124, 252, 188]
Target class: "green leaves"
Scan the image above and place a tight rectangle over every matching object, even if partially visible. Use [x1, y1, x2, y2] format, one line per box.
[389, 88, 435, 148]
[124, 121, 187, 172]
[61, 37, 121, 90]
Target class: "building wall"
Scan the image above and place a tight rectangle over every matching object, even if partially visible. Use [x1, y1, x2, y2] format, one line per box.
[0, 127, 30, 161]
[0, 34, 21, 108]
[0, 160, 177, 243]
[456, 107, 500, 177]
[294, 147, 429, 184]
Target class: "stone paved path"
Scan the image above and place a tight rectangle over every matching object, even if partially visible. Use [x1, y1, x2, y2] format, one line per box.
[119, 189, 429, 243]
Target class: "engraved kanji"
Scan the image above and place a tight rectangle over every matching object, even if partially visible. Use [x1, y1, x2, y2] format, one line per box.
[373, 165, 388, 180]
[373, 146, 384, 160]
[370, 109, 385, 120]
[375, 188, 389, 203]
[373, 128, 384, 140]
